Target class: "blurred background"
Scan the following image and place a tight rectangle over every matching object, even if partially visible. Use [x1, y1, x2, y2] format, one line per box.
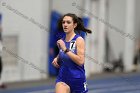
[0, 0, 140, 93]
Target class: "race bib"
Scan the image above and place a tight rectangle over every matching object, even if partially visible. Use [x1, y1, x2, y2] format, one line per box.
[69, 40, 76, 52]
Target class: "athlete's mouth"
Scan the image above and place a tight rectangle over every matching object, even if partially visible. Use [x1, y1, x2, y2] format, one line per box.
[64, 28, 68, 30]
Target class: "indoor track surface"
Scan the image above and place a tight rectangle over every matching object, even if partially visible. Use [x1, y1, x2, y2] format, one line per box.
[0, 72, 140, 93]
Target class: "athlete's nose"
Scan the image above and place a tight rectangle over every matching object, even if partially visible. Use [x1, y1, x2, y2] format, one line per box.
[64, 25, 68, 28]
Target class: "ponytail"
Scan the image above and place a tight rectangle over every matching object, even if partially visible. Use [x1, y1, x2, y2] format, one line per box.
[75, 17, 92, 34]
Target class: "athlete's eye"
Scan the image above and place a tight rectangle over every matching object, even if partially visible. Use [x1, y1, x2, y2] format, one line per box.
[62, 21, 71, 24]
[66, 21, 71, 24]
[62, 21, 65, 24]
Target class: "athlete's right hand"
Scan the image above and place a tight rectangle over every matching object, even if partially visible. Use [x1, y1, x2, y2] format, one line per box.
[52, 57, 60, 68]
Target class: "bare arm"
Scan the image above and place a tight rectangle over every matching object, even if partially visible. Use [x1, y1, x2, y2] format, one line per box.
[66, 37, 85, 66]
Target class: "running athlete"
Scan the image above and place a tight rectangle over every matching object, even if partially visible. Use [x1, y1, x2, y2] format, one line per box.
[52, 13, 92, 93]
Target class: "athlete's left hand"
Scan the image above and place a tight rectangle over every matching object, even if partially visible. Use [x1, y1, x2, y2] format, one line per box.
[57, 39, 66, 51]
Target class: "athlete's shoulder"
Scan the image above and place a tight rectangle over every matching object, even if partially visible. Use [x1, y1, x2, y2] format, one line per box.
[76, 36, 85, 47]
[76, 35, 84, 42]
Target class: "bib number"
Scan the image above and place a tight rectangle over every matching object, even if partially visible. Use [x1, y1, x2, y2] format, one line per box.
[70, 41, 76, 52]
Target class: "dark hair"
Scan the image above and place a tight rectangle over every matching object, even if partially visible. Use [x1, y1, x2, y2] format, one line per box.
[57, 13, 92, 34]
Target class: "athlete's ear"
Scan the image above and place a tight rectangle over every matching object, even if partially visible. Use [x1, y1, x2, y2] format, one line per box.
[74, 23, 77, 29]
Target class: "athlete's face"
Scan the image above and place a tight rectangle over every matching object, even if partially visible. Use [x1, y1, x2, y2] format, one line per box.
[62, 16, 77, 33]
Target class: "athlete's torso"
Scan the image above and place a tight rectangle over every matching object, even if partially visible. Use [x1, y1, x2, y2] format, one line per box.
[58, 34, 86, 79]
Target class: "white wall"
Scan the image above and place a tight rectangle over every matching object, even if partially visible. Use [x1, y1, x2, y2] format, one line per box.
[108, 0, 138, 71]
[123, 0, 136, 71]
[135, 0, 140, 39]
[1, 0, 50, 82]
[52, 0, 83, 16]
[88, 0, 100, 74]
[108, 0, 126, 60]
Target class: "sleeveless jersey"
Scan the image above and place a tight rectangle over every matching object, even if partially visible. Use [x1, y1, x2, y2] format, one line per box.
[58, 34, 86, 79]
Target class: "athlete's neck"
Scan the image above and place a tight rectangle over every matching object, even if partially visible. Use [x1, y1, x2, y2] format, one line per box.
[65, 31, 76, 42]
